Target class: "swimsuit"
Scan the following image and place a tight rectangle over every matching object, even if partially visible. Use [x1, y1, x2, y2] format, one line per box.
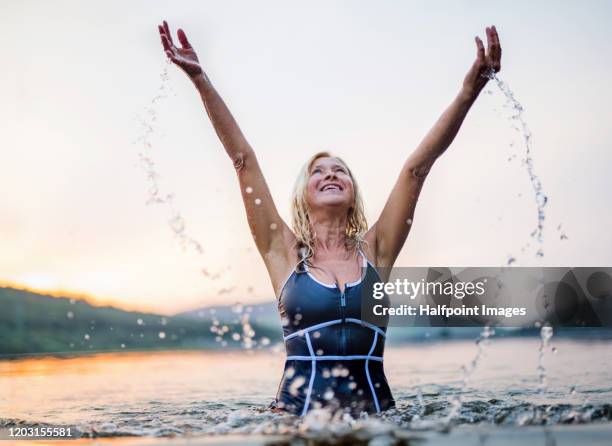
[270, 250, 395, 416]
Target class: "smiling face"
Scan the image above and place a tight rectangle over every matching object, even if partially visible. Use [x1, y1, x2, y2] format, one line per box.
[306, 156, 355, 212]
[291, 152, 368, 254]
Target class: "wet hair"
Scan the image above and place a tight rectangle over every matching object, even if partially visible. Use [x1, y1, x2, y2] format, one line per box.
[291, 151, 368, 265]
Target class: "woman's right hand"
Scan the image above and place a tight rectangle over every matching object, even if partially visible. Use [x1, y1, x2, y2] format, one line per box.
[158, 20, 203, 79]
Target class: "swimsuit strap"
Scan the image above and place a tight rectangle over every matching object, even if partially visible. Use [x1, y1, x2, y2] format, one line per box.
[297, 246, 308, 273]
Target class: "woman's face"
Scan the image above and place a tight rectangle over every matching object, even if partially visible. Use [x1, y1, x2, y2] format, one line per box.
[306, 157, 355, 212]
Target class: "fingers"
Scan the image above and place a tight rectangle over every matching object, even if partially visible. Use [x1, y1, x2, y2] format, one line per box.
[160, 33, 174, 56]
[475, 36, 485, 62]
[483, 25, 501, 72]
[177, 28, 192, 49]
[159, 25, 172, 51]
[491, 25, 502, 71]
[485, 26, 493, 57]
[163, 20, 175, 46]
[492, 25, 500, 47]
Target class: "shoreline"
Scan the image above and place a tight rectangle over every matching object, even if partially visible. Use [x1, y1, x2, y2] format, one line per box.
[2, 332, 611, 361]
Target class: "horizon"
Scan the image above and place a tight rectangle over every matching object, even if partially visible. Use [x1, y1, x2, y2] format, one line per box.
[0, 281, 275, 316]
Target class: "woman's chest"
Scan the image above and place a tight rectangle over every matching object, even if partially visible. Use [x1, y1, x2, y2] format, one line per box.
[279, 273, 367, 331]
[307, 257, 363, 288]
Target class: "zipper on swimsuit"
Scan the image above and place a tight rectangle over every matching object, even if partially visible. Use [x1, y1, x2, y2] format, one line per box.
[338, 284, 347, 356]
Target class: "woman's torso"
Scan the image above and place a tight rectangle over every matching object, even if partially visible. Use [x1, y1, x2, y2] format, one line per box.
[271, 250, 395, 416]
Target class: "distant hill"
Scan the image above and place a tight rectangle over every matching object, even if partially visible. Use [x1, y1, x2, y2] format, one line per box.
[0, 287, 281, 356]
[2, 287, 609, 357]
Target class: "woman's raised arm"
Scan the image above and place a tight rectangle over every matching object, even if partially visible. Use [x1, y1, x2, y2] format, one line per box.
[366, 26, 502, 269]
[158, 21, 295, 292]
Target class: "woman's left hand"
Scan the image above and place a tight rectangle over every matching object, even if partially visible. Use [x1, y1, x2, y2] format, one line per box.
[462, 26, 502, 98]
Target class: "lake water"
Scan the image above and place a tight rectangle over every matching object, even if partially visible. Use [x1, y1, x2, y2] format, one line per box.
[1, 339, 611, 443]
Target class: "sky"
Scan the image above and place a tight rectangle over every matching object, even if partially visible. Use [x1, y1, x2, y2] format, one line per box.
[1, 0, 611, 315]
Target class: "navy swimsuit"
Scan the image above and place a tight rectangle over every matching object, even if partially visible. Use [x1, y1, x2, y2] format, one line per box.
[270, 251, 395, 416]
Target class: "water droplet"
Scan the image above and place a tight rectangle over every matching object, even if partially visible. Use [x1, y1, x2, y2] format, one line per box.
[323, 389, 335, 400]
[160, 317, 167, 326]
[289, 376, 306, 396]
[316, 349, 324, 356]
[137, 318, 144, 326]
[158, 331, 166, 339]
[245, 186, 253, 194]
[270, 223, 278, 230]
[66, 311, 74, 319]
[254, 198, 262, 206]
[313, 331, 321, 339]
[536, 194, 548, 207]
[121, 343, 126, 349]
[332, 366, 348, 377]
[232, 333, 241, 341]
[541, 325, 553, 344]
[406, 218, 413, 225]
[84, 334, 90, 340]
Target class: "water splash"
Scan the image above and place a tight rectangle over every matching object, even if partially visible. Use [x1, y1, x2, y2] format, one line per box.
[134, 62, 204, 255]
[514, 324, 556, 426]
[206, 304, 266, 350]
[134, 67, 250, 337]
[537, 324, 553, 395]
[486, 71, 550, 261]
[444, 325, 495, 427]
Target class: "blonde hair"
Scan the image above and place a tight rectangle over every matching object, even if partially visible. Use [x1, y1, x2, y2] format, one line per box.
[291, 151, 368, 264]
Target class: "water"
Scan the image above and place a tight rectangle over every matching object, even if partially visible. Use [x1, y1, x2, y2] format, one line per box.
[485, 72, 564, 265]
[444, 326, 495, 427]
[538, 325, 554, 394]
[1, 340, 610, 441]
[133, 63, 206, 257]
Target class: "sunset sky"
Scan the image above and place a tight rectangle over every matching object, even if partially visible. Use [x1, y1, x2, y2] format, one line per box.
[2, 0, 611, 315]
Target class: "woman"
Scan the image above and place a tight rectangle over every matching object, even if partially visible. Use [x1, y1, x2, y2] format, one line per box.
[158, 21, 501, 417]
